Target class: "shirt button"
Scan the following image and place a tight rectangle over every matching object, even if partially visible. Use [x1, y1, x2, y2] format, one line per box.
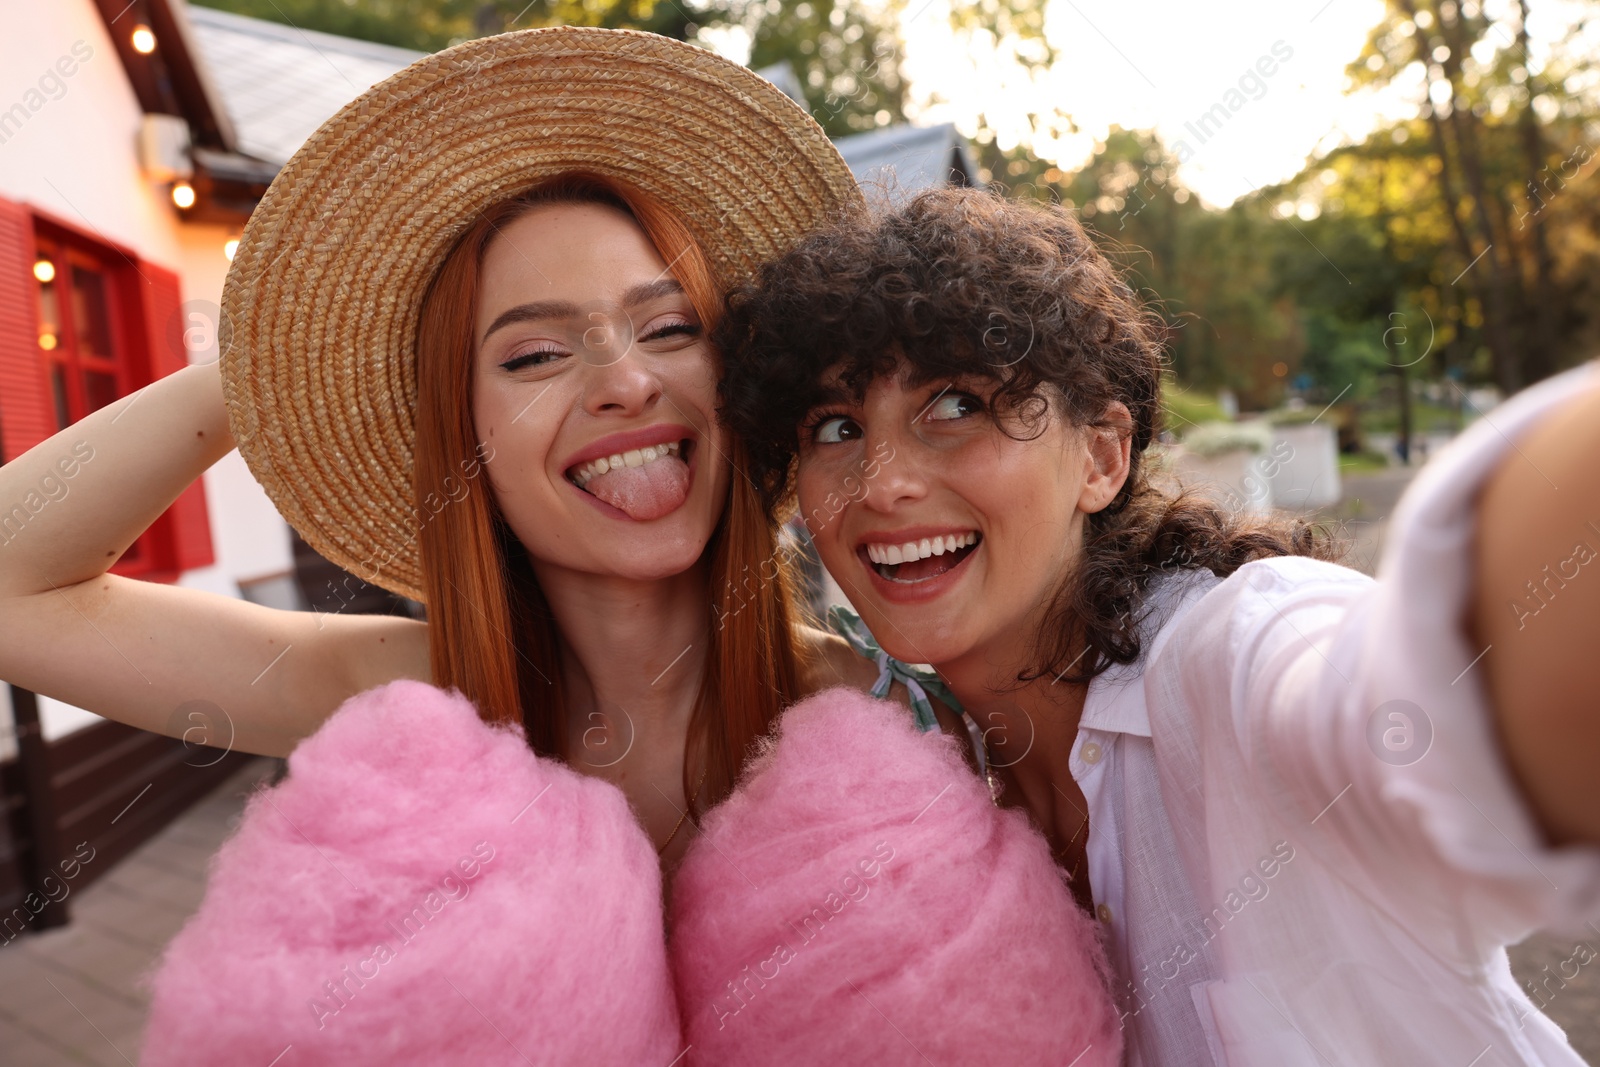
[1097, 903, 1113, 924]
[1079, 742, 1102, 765]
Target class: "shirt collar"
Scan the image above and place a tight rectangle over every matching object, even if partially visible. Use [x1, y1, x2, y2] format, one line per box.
[1082, 659, 1152, 737]
[1078, 568, 1221, 739]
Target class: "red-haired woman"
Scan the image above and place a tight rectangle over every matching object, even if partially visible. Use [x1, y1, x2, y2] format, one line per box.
[0, 86, 849, 879]
[719, 186, 1600, 1066]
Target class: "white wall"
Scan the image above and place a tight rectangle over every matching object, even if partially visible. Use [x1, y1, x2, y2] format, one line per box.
[2, 1, 295, 739]
[1, 5, 181, 264]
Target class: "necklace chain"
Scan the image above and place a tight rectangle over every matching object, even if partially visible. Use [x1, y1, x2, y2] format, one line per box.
[981, 752, 1087, 884]
[1053, 811, 1089, 883]
[657, 767, 708, 855]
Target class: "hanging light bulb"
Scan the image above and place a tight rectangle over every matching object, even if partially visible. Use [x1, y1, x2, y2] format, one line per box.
[172, 182, 196, 209]
[224, 238, 239, 262]
[33, 258, 56, 284]
[132, 26, 157, 54]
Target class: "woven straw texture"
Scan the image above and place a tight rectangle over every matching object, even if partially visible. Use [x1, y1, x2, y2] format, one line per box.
[220, 26, 861, 603]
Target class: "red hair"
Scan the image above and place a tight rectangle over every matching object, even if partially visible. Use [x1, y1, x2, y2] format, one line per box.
[413, 173, 805, 809]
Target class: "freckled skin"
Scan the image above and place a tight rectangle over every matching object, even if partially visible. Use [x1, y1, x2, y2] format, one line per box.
[795, 365, 1131, 911]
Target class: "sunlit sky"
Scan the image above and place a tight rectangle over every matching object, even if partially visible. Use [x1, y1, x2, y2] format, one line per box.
[902, 0, 1397, 206]
[704, 0, 1588, 207]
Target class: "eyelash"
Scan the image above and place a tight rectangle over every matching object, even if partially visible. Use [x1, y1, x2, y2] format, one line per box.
[500, 347, 565, 372]
[499, 321, 700, 372]
[801, 387, 986, 439]
[802, 408, 850, 435]
[648, 321, 699, 341]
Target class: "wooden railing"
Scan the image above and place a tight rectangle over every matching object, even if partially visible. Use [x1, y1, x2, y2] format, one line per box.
[0, 684, 246, 938]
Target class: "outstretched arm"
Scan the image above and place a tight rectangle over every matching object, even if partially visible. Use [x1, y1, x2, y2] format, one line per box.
[1473, 371, 1600, 846]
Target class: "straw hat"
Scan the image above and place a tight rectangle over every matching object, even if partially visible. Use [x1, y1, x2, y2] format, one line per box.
[220, 26, 862, 604]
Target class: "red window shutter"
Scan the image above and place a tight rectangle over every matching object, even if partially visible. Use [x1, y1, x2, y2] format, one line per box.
[137, 261, 215, 572]
[0, 195, 51, 465]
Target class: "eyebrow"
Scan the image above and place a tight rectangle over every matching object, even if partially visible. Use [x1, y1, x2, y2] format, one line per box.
[809, 383, 852, 408]
[479, 278, 688, 346]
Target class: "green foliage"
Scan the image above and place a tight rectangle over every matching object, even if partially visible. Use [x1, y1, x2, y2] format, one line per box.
[1329, 0, 1599, 391]
[196, 0, 1598, 408]
[190, 0, 905, 133]
[1160, 381, 1227, 436]
[1180, 420, 1272, 458]
[193, 0, 1054, 140]
[1337, 449, 1391, 473]
[745, 0, 908, 137]
[1023, 0, 1597, 409]
[191, 0, 689, 51]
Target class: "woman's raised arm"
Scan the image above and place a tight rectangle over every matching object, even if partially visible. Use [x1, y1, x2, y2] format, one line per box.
[1473, 368, 1600, 847]
[0, 360, 429, 757]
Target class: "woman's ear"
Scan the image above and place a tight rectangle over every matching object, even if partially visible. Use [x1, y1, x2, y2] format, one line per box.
[1078, 402, 1134, 515]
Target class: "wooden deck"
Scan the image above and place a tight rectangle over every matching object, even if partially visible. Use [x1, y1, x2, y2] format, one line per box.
[0, 757, 277, 1065]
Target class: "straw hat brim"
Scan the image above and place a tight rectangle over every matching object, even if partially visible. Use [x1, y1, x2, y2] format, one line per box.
[220, 26, 862, 604]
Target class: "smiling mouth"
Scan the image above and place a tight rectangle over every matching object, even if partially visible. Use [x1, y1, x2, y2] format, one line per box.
[566, 439, 691, 491]
[860, 531, 981, 584]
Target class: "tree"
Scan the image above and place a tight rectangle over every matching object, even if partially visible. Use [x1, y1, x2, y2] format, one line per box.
[1348, 0, 1598, 391]
[194, 0, 1053, 140]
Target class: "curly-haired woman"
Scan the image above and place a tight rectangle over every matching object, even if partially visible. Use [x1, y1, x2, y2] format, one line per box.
[720, 186, 1600, 1066]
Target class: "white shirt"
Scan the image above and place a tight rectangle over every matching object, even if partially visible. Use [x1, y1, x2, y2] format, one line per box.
[1071, 362, 1600, 1065]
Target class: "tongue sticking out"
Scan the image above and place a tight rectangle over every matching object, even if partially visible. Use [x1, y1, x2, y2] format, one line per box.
[582, 455, 691, 521]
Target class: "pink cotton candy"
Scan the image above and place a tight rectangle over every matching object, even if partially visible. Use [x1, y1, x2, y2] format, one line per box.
[584, 454, 690, 520]
[668, 687, 1124, 1067]
[137, 680, 681, 1066]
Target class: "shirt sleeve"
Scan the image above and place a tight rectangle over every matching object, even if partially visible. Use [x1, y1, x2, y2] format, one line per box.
[1153, 362, 1600, 961]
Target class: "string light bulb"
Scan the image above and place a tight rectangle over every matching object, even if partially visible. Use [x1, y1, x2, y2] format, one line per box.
[132, 26, 156, 54]
[171, 182, 196, 209]
[224, 238, 239, 262]
[32, 259, 55, 284]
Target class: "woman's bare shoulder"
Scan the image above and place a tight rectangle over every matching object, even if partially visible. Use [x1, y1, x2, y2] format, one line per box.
[792, 624, 971, 746]
[795, 623, 879, 696]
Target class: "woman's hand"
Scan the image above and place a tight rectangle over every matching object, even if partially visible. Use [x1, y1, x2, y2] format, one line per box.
[1473, 369, 1600, 846]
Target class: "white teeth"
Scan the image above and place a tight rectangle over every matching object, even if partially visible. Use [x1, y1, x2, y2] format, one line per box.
[571, 440, 681, 489]
[864, 531, 978, 566]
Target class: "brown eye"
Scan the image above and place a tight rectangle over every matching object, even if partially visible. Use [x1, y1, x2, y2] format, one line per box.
[812, 415, 862, 444]
[923, 394, 981, 422]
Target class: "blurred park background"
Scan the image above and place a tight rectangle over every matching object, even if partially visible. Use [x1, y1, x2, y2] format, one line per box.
[1, 0, 1597, 1062]
[200, 0, 1600, 460]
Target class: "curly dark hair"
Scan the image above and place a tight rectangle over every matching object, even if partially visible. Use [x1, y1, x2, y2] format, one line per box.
[717, 186, 1342, 686]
